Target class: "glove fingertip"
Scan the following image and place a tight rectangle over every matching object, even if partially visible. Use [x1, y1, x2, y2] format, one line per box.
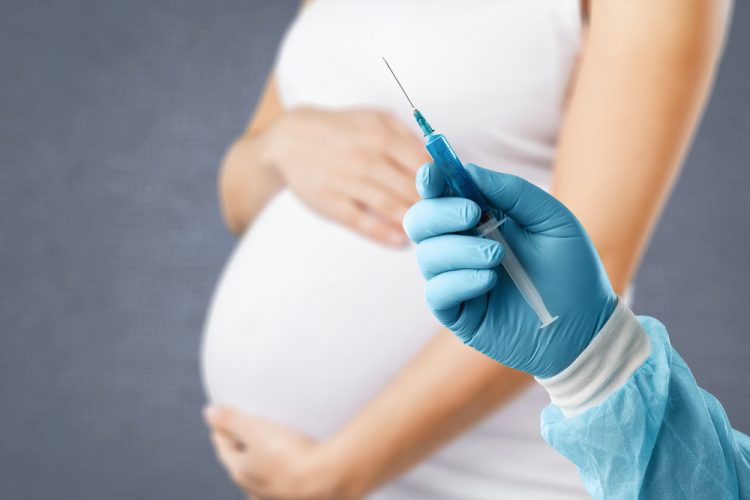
[460, 199, 482, 227]
[471, 269, 498, 289]
[416, 162, 446, 199]
[486, 240, 505, 266]
[432, 305, 461, 326]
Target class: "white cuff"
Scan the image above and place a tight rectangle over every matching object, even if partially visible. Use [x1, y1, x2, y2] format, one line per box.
[536, 300, 651, 417]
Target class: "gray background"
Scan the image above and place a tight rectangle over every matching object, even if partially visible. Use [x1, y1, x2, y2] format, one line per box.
[0, 1, 748, 499]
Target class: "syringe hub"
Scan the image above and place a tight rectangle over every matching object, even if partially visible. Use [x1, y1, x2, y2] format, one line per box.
[413, 109, 434, 136]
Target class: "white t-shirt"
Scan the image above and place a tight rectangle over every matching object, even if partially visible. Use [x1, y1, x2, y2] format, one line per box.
[203, 1, 588, 498]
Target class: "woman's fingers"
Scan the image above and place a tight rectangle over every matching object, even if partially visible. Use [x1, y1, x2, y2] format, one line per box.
[328, 196, 408, 246]
[380, 112, 425, 152]
[373, 112, 428, 195]
[211, 432, 242, 463]
[204, 406, 246, 444]
[417, 235, 504, 278]
[339, 179, 413, 232]
[205, 407, 265, 493]
[385, 134, 430, 176]
[361, 158, 420, 205]
[403, 198, 481, 243]
[210, 432, 250, 491]
[425, 269, 498, 312]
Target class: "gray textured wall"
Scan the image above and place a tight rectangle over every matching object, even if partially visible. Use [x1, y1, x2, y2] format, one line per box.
[0, 1, 748, 499]
[0, 1, 298, 499]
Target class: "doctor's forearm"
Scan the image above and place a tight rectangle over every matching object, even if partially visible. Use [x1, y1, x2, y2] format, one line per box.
[318, 329, 533, 497]
[538, 304, 750, 499]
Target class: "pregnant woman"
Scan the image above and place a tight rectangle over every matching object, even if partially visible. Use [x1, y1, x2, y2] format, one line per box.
[202, 1, 730, 498]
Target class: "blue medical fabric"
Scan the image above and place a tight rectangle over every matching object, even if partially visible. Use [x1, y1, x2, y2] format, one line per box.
[541, 317, 750, 499]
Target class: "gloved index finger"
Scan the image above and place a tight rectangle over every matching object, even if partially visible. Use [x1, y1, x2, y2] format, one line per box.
[416, 162, 447, 199]
[403, 197, 481, 243]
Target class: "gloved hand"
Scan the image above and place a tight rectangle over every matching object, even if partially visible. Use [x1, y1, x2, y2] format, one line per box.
[403, 163, 617, 378]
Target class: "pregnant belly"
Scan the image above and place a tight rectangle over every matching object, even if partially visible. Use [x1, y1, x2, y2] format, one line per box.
[201, 191, 439, 439]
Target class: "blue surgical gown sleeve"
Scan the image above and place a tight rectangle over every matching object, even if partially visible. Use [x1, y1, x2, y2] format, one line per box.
[536, 301, 750, 499]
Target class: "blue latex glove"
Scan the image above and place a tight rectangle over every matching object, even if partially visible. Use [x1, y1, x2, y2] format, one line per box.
[403, 162, 617, 378]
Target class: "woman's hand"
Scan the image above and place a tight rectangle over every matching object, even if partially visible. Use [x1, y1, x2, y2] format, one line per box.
[204, 406, 356, 500]
[263, 107, 428, 246]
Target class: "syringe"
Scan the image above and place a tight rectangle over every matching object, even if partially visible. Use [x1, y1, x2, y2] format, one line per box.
[383, 58, 557, 328]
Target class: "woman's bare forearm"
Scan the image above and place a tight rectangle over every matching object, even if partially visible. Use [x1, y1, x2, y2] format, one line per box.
[552, 0, 732, 292]
[219, 133, 283, 234]
[219, 73, 286, 234]
[317, 329, 533, 497]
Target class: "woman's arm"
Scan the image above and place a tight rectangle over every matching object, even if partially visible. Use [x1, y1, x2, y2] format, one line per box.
[551, 0, 732, 292]
[321, 330, 533, 496]
[220, 0, 313, 234]
[219, 74, 285, 234]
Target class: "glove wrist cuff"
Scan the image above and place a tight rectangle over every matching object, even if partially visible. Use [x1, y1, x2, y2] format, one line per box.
[536, 299, 650, 417]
